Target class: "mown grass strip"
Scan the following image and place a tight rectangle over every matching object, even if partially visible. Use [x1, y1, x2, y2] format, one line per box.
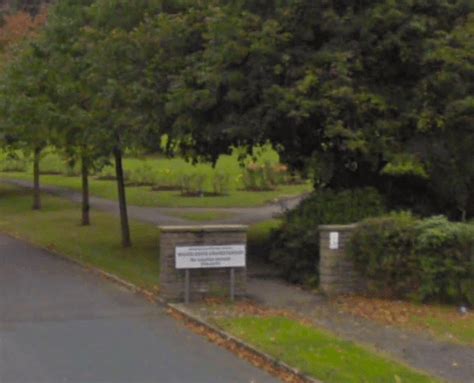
[217, 316, 441, 383]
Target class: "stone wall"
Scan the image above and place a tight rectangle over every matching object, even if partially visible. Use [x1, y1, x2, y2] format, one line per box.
[319, 224, 365, 296]
[159, 225, 247, 302]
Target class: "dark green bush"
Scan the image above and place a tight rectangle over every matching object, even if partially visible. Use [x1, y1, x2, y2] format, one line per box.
[414, 217, 474, 304]
[348, 212, 419, 297]
[269, 188, 386, 285]
[349, 215, 474, 304]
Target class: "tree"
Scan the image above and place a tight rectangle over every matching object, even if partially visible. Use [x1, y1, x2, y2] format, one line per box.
[41, 0, 98, 225]
[0, 41, 55, 209]
[162, 2, 282, 162]
[164, 0, 474, 219]
[0, 6, 48, 209]
[414, 12, 474, 219]
[0, 7, 47, 69]
[77, 0, 166, 246]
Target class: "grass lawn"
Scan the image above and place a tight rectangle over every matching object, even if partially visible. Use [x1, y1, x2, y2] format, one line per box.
[217, 316, 441, 383]
[0, 184, 160, 291]
[0, 147, 312, 208]
[336, 296, 474, 347]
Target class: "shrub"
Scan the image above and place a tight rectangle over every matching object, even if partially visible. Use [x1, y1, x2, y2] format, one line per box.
[0, 155, 28, 172]
[349, 215, 474, 304]
[348, 212, 419, 297]
[242, 163, 275, 191]
[64, 160, 81, 177]
[96, 166, 129, 182]
[39, 152, 66, 175]
[269, 188, 386, 285]
[414, 217, 474, 304]
[127, 163, 157, 186]
[179, 173, 207, 196]
[152, 169, 180, 191]
[241, 162, 291, 191]
[212, 172, 230, 195]
[96, 166, 116, 180]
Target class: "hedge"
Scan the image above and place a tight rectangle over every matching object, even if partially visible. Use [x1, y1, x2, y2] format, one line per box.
[349, 214, 474, 305]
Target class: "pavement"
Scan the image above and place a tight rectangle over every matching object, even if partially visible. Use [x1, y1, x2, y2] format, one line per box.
[0, 234, 279, 383]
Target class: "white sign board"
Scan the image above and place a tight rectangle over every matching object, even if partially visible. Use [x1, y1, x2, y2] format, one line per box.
[175, 245, 246, 269]
[329, 232, 340, 250]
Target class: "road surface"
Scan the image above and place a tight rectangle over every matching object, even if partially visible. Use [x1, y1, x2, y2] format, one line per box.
[0, 234, 279, 383]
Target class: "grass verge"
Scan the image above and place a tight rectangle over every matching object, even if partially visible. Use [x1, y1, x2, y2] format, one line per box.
[217, 316, 441, 383]
[0, 184, 160, 291]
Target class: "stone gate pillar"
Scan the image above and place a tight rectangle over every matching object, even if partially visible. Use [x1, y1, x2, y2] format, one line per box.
[318, 224, 365, 296]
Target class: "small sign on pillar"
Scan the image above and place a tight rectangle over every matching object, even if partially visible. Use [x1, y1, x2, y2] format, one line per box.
[329, 232, 340, 250]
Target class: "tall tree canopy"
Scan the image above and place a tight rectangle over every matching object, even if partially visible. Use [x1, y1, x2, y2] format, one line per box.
[163, 0, 474, 219]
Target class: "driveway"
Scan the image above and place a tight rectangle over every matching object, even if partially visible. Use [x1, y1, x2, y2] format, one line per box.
[0, 234, 279, 383]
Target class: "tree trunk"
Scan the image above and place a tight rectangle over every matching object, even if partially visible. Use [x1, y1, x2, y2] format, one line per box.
[460, 208, 467, 222]
[81, 156, 90, 226]
[114, 148, 131, 247]
[32, 147, 41, 210]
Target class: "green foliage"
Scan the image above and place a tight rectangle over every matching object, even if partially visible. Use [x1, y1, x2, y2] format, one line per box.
[348, 212, 419, 297]
[241, 162, 290, 191]
[178, 173, 207, 196]
[127, 162, 157, 186]
[160, 0, 474, 219]
[414, 217, 474, 305]
[96, 166, 129, 182]
[270, 188, 385, 285]
[382, 155, 429, 179]
[0, 152, 27, 172]
[349, 215, 474, 304]
[39, 150, 67, 175]
[212, 171, 230, 196]
[242, 163, 275, 191]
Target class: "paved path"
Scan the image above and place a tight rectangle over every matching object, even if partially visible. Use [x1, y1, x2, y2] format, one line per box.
[0, 234, 279, 383]
[247, 278, 474, 383]
[1, 179, 307, 226]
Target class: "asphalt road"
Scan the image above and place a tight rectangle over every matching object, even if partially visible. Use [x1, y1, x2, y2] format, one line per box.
[0, 234, 279, 383]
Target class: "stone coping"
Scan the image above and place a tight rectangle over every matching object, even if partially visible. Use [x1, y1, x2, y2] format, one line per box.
[159, 225, 248, 233]
[318, 223, 359, 231]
